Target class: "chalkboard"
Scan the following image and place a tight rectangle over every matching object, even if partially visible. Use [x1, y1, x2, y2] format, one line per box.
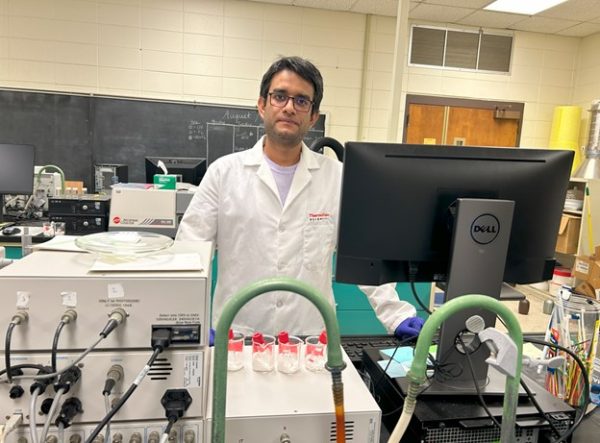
[0, 90, 92, 186]
[0, 89, 326, 189]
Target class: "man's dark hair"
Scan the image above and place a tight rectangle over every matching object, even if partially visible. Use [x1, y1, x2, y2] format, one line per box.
[259, 56, 323, 114]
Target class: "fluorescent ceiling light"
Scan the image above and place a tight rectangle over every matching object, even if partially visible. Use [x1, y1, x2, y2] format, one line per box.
[484, 0, 568, 15]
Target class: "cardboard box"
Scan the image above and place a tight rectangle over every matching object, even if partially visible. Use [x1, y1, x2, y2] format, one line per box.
[555, 214, 581, 254]
[572, 244, 600, 299]
[575, 281, 598, 299]
[573, 255, 600, 281]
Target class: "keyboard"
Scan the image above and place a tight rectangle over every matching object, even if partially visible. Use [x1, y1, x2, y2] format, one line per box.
[341, 335, 402, 366]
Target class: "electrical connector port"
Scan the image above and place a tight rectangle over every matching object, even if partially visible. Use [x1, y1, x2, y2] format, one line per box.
[55, 397, 84, 428]
[8, 385, 25, 399]
[54, 366, 82, 393]
[161, 388, 193, 422]
[151, 324, 200, 345]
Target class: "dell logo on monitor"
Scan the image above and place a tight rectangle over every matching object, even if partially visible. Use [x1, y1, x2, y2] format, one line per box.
[470, 214, 500, 245]
[473, 225, 496, 233]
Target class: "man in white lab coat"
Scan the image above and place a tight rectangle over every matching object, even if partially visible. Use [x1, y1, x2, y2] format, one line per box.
[177, 56, 422, 337]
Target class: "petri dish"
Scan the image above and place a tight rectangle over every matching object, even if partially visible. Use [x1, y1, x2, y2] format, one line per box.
[75, 231, 174, 256]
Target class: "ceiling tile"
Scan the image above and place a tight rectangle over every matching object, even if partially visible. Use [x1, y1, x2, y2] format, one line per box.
[538, 0, 600, 21]
[352, 0, 399, 16]
[509, 16, 581, 34]
[410, 3, 475, 22]
[455, 10, 527, 29]
[418, 0, 490, 7]
[244, 0, 600, 37]
[555, 21, 600, 37]
[293, 0, 354, 11]
[254, 0, 294, 4]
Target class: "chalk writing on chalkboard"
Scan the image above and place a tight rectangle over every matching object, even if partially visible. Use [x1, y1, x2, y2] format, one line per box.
[219, 109, 259, 124]
[187, 121, 207, 141]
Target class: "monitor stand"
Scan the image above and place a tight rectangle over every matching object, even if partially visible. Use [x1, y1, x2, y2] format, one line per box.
[423, 198, 516, 395]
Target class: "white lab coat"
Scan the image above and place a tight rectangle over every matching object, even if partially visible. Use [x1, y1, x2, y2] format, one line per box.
[177, 137, 415, 336]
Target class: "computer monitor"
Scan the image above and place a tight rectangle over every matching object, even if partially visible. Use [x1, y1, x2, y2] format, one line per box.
[0, 143, 35, 222]
[145, 157, 207, 186]
[336, 142, 573, 393]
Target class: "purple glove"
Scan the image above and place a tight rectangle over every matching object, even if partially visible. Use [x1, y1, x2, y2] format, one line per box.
[394, 317, 425, 340]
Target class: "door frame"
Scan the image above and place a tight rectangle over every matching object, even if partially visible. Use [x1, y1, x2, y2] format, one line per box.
[403, 94, 525, 146]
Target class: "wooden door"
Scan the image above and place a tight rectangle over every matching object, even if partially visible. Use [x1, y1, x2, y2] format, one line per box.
[404, 97, 523, 147]
[405, 103, 445, 145]
[446, 107, 519, 147]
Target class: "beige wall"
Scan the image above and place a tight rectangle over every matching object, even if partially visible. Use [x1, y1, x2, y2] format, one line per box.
[405, 28, 580, 148]
[359, 17, 582, 147]
[0, 0, 598, 148]
[0, 0, 367, 142]
[358, 14, 396, 142]
[573, 32, 600, 146]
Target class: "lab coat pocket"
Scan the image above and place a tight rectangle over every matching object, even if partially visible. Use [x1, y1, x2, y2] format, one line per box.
[303, 222, 335, 271]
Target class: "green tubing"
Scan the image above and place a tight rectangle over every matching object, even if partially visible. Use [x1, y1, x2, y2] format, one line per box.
[211, 277, 345, 443]
[407, 294, 523, 443]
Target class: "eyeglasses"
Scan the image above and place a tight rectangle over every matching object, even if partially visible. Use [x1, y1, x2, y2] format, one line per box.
[268, 92, 314, 113]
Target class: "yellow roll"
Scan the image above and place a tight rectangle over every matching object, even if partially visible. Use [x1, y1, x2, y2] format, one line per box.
[549, 105, 582, 173]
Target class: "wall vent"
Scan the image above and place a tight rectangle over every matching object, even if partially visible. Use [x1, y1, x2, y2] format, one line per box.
[410, 25, 512, 73]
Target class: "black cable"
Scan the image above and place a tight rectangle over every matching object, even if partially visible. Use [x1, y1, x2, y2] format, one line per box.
[519, 376, 563, 439]
[473, 316, 589, 442]
[425, 334, 465, 382]
[84, 329, 171, 443]
[5, 322, 16, 383]
[14, 310, 125, 382]
[407, 262, 433, 315]
[370, 336, 443, 418]
[457, 335, 502, 429]
[378, 324, 568, 438]
[372, 335, 418, 397]
[159, 389, 192, 442]
[524, 336, 589, 443]
[494, 315, 590, 438]
[457, 335, 564, 439]
[379, 350, 442, 419]
[102, 365, 124, 396]
[494, 316, 588, 442]
[163, 419, 175, 438]
[372, 311, 589, 441]
[0, 364, 48, 378]
[84, 348, 161, 443]
[51, 321, 66, 373]
[410, 281, 432, 315]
